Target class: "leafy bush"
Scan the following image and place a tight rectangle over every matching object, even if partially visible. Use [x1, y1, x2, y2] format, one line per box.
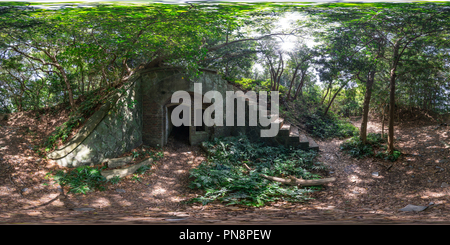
[340, 133, 401, 161]
[340, 134, 380, 159]
[375, 149, 402, 162]
[189, 136, 327, 207]
[304, 109, 359, 139]
[51, 166, 107, 194]
[108, 175, 121, 185]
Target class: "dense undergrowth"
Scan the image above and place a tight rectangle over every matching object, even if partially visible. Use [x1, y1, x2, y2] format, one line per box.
[340, 133, 402, 161]
[303, 109, 359, 139]
[188, 136, 327, 207]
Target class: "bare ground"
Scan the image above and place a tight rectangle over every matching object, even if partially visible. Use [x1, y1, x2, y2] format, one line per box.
[0, 112, 449, 224]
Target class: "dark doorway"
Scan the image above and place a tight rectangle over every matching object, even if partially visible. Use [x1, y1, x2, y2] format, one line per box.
[170, 125, 190, 144]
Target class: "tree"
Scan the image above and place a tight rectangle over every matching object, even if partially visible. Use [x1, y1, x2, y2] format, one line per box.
[285, 41, 316, 101]
[309, 2, 450, 151]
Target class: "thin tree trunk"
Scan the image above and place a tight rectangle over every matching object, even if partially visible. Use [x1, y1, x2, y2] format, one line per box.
[388, 69, 396, 154]
[321, 80, 333, 105]
[360, 71, 375, 145]
[324, 82, 346, 116]
[286, 66, 300, 101]
[381, 103, 387, 139]
[293, 70, 307, 100]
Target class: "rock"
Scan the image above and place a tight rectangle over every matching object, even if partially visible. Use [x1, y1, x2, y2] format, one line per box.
[106, 156, 133, 168]
[165, 217, 187, 222]
[439, 159, 448, 164]
[21, 188, 29, 193]
[72, 208, 95, 212]
[115, 188, 126, 193]
[441, 182, 449, 188]
[372, 172, 379, 177]
[399, 204, 429, 212]
[352, 191, 360, 194]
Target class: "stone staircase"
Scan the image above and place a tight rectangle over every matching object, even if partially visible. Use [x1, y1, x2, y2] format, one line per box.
[274, 117, 319, 151]
[243, 99, 318, 151]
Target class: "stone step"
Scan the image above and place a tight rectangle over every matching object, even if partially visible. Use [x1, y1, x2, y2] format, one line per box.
[279, 122, 291, 137]
[289, 125, 299, 137]
[286, 126, 300, 147]
[298, 134, 309, 149]
[260, 115, 283, 130]
[307, 136, 319, 151]
[101, 158, 153, 180]
[275, 117, 284, 128]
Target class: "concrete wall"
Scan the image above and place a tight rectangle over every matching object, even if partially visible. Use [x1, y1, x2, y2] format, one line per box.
[140, 67, 237, 147]
[47, 78, 143, 167]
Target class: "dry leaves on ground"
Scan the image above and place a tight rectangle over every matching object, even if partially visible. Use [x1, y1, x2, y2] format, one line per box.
[1, 113, 450, 224]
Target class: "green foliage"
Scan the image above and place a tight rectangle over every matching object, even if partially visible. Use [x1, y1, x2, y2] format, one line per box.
[51, 166, 107, 194]
[131, 174, 142, 183]
[134, 147, 164, 161]
[108, 175, 121, 185]
[340, 133, 385, 159]
[135, 165, 152, 175]
[375, 149, 402, 162]
[304, 109, 359, 139]
[189, 136, 327, 207]
[340, 133, 402, 161]
[132, 151, 140, 160]
[233, 78, 287, 95]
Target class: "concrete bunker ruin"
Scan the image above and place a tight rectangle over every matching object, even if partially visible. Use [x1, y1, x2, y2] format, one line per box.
[47, 67, 317, 168]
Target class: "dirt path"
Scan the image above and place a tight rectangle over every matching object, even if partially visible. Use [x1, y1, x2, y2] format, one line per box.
[1, 114, 450, 224]
[309, 118, 450, 222]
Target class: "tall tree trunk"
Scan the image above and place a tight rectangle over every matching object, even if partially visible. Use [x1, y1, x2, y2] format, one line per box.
[381, 105, 385, 139]
[388, 42, 400, 154]
[388, 68, 396, 154]
[360, 71, 375, 144]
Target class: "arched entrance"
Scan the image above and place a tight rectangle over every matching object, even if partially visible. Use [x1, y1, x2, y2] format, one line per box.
[163, 93, 213, 146]
[164, 103, 190, 145]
